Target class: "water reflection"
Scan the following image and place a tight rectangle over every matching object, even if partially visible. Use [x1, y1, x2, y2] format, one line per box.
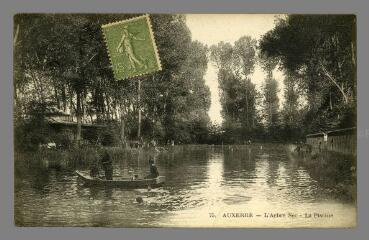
[203, 152, 224, 206]
[15, 144, 356, 227]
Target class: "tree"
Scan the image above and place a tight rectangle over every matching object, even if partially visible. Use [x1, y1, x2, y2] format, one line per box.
[14, 14, 212, 148]
[280, 73, 304, 140]
[210, 36, 260, 142]
[259, 15, 356, 132]
[258, 50, 280, 132]
[234, 37, 258, 130]
[262, 76, 280, 128]
[139, 15, 211, 143]
[282, 73, 300, 127]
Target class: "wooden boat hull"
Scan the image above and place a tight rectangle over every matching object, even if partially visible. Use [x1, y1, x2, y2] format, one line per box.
[75, 170, 165, 188]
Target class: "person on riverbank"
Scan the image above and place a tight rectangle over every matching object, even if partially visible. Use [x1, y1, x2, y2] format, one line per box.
[100, 149, 113, 180]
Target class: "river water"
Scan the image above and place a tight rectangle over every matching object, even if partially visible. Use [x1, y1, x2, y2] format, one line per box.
[14, 144, 356, 227]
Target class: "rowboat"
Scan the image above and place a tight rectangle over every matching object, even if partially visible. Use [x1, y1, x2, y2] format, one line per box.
[75, 170, 165, 188]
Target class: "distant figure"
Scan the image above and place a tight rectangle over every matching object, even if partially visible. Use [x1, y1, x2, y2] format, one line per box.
[100, 149, 113, 180]
[295, 142, 312, 157]
[151, 139, 157, 148]
[129, 169, 138, 180]
[89, 163, 100, 178]
[136, 196, 143, 204]
[247, 139, 252, 145]
[150, 162, 159, 178]
[139, 136, 144, 148]
[260, 145, 263, 150]
[146, 157, 159, 179]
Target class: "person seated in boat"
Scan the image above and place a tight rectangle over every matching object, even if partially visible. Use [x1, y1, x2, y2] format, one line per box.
[89, 162, 100, 178]
[145, 158, 159, 179]
[100, 149, 113, 180]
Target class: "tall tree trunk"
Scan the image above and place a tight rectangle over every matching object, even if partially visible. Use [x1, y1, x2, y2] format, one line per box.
[319, 61, 348, 104]
[69, 86, 74, 121]
[76, 91, 82, 147]
[93, 89, 101, 121]
[62, 85, 67, 111]
[137, 79, 141, 139]
[245, 83, 249, 128]
[54, 86, 60, 109]
[120, 111, 126, 147]
[105, 93, 111, 121]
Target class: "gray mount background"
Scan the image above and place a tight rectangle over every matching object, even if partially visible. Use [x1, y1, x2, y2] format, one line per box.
[1, 0, 368, 239]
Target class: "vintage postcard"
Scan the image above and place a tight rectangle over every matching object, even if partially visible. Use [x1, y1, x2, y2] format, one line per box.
[14, 13, 357, 228]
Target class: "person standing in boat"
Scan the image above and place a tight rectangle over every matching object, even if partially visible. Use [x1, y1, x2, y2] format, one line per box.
[146, 158, 159, 179]
[89, 149, 100, 178]
[100, 149, 113, 180]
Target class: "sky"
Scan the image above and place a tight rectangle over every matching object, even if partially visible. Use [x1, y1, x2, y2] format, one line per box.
[185, 14, 285, 124]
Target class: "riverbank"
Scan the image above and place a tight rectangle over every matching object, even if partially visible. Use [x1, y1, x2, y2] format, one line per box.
[287, 145, 357, 202]
[15, 146, 157, 170]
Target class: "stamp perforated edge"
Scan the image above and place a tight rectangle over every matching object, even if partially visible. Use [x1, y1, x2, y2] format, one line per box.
[145, 14, 162, 72]
[101, 14, 162, 80]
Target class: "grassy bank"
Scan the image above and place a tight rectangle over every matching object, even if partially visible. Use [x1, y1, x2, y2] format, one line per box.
[14, 147, 148, 170]
[294, 150, 357, 202]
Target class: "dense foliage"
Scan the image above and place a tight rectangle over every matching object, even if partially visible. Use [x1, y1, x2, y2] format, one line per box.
[210, 37, 264, 142]
[14, 14, 211, 150]
[209, 15, 356, 143]
[259, 15, 356, 133]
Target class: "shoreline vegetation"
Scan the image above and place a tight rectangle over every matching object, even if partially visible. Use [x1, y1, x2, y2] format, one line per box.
[15, 143, 357, 171]
[289, 148, 356, 201]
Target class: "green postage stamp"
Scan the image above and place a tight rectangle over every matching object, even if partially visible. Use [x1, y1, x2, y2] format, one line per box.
[102, 14, 162, 80]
